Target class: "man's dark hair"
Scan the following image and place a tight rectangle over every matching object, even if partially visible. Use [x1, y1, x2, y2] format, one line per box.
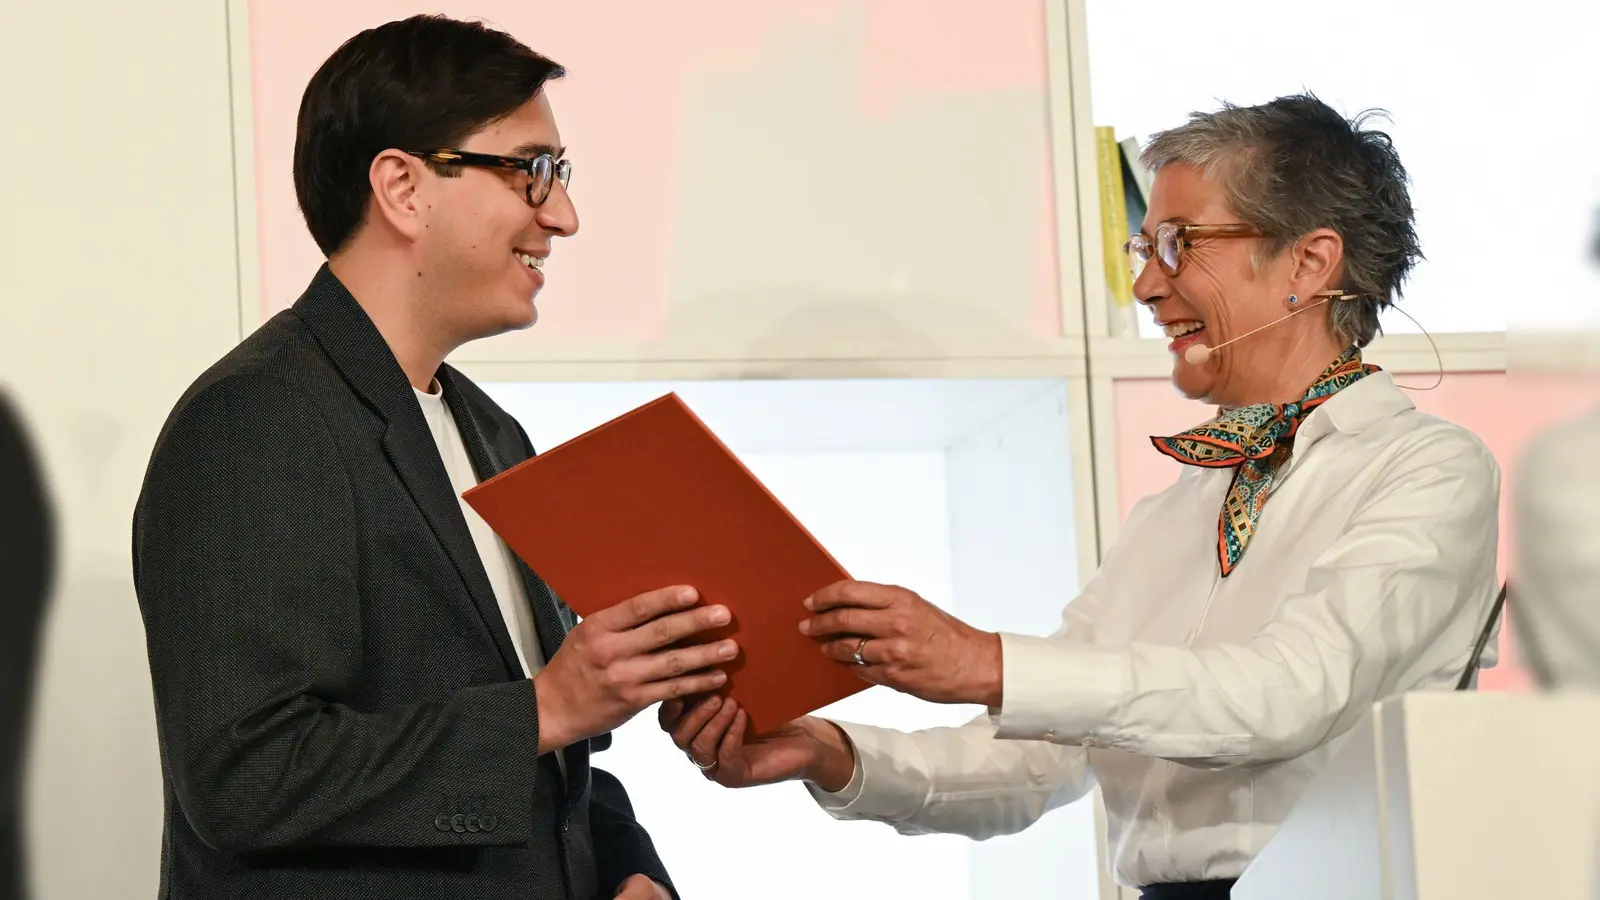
[293, 15, 565, 256]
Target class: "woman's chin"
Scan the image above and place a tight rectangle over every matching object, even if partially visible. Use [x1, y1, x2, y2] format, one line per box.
[1170, 361, 1215, 401]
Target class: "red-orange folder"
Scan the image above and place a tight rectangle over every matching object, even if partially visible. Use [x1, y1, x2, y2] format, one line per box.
[462, 393, 868, 736]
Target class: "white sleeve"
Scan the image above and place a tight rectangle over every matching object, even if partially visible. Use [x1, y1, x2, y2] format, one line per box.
[806, 742, 867, 807]
[798, 548, 1117, 835]
[993, 429, 1501, 767]
[803, 716, 1093, 839]
[1513, 417, 1600, 689]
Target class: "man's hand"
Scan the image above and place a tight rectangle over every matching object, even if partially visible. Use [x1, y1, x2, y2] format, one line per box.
[534, 586, 738, 753]
[658, 699, 857, 793]
[799, 580, 1003, 706]
[614, 874, 672, 899]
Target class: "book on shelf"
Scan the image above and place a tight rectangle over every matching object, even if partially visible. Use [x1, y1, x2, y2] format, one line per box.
[1120, 134, 1152, 208]
[1096, 127, 1153, 337]
[1095, 125, 1134, 313]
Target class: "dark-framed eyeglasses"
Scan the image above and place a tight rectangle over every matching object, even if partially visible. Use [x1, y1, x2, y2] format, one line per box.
[1123, 222, 1260, 280]
[406, 149, 573, 207]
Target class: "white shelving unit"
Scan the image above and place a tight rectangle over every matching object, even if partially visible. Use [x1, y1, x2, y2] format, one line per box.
[226, 1, 1121, 897]
[8, 1, 1532, 898]
[222, 3, 1529, 899]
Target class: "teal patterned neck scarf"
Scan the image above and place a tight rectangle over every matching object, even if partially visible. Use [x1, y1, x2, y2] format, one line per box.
[1151, 347, 1380, 576]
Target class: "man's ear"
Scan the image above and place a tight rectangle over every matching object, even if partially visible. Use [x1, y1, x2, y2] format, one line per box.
[1290, 227, 1345, 296]
[367, 150, 425, 240]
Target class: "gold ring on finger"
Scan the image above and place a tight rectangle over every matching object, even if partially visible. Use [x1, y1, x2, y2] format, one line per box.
[852, 637, 870, 666]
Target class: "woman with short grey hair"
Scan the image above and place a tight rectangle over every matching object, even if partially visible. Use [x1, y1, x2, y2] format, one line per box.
[663, 94, 1501, 899]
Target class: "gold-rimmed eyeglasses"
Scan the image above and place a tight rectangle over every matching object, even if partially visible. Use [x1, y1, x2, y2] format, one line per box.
[406, 149, 573, 207]
[1123, 222, 1260, 280]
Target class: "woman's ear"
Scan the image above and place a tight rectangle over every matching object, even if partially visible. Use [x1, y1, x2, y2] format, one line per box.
[1291, 227, 1345, 296]
[367, 149, 425, 240]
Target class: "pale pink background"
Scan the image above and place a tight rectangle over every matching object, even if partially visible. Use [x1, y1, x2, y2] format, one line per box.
[247, 1, 1060, 345]
[1113, 369, 1600, 692]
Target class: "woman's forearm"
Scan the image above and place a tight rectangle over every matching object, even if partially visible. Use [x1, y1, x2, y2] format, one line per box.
[800, 717, 857, 792]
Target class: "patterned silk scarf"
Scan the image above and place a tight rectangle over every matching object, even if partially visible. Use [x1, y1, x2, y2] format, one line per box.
[1151, 347, 1380, 577]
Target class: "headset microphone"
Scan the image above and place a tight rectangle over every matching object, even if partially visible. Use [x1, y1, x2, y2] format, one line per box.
[1182, 291, 1356, 365]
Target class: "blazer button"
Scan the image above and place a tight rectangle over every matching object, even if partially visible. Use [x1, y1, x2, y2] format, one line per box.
[434, 814, 452, 832]
[480, 814, 497, 833]
[464, 814, 481, 833]
[451, 814, 466, 833]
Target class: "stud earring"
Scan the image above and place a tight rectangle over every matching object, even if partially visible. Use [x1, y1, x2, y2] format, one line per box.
[1288, 294, 1299, 306]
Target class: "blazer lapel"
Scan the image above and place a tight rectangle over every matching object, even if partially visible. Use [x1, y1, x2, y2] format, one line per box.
[436, 369, 571, 682]
[291, 266, 522, 680]
[436, 371, 570, 668]
[438, 369, 592, 800]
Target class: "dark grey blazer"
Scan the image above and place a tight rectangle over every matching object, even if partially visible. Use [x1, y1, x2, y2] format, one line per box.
[0, 392, 52, 900]
[132, 266, 674, 899]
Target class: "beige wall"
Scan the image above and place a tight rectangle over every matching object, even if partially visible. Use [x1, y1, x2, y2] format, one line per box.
[0, 2, 242, 896]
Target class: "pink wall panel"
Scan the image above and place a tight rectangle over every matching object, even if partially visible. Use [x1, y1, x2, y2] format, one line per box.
[248, 0, 748, 341]
[1111, 368, 1600, 692]
[860, 0, 1046, 115]
[246, 1, 1060, 344]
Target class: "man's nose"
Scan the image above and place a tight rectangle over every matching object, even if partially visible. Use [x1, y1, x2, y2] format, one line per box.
[536, 181, 578, 237]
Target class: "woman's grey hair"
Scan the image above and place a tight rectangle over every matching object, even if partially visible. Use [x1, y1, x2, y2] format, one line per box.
[1141, 93, 1421, 347]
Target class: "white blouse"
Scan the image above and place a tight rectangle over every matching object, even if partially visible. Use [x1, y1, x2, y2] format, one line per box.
[810, 371, 1502, 888]
[1512, 407, 1600, 689]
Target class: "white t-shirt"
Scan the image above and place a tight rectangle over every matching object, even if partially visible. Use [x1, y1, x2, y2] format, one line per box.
[414, 384, 566, 774]
[413, 384, 547, 680]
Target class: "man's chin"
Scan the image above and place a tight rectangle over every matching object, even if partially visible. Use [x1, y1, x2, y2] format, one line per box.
[459, 306, 538, 346]
[500, 294, 540, 331]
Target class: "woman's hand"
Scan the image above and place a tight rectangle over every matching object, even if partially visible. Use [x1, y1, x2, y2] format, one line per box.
[799, 580, 1004, 707]
[658, 698, 856, 793]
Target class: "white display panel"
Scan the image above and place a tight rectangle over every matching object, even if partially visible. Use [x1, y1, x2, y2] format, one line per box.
[484, 378, 1102, 899]
[1085, 0, 1590, 338]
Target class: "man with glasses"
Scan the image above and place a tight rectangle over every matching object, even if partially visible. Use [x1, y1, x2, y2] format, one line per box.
[132, 15, 729, 900]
